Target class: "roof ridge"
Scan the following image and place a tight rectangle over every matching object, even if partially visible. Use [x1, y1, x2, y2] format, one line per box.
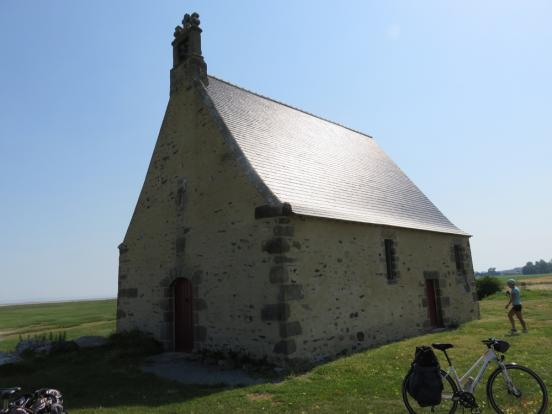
[207, 75, 374, 139]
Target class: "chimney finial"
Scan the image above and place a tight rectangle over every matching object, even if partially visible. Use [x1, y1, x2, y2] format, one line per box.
[183, 13, 200, 30]
[170, 11, 207, 90]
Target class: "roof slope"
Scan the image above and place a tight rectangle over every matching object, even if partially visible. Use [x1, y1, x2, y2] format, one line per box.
[205, 76, 467, 236]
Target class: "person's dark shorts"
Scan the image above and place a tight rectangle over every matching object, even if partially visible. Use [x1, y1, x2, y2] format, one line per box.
[513, 304, 522, 312]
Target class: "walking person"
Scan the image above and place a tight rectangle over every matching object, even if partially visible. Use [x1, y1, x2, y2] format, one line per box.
[505, 279, 528, 334]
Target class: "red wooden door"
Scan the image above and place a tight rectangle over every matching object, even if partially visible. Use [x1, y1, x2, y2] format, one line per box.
[425, 279, 443, 328]
[174, 278, 193, 352]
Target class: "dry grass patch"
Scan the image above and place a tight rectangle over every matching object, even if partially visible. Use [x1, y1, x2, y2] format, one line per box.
[518, 275, 552, 290]
[521, 275, 552, 285]
[246, 392, 274, 402]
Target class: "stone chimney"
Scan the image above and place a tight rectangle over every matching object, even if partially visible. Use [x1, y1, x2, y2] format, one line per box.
[170, 12, 208, 92]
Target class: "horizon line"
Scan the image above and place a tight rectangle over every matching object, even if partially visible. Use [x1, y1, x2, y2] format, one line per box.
[0, 296, 117, 307]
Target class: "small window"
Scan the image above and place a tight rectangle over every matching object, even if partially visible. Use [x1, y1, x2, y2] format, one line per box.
[384, 239, 397, 281]
[454, 244, 465, 274]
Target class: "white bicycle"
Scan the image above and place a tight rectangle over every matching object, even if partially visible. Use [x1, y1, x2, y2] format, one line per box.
[402, 338, 548, 413]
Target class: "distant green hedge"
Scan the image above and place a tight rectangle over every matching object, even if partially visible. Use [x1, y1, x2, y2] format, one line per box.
[476, 276, 503, 300]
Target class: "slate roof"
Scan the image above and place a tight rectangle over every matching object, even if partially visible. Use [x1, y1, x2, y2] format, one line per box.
[204, 76, 468, 236]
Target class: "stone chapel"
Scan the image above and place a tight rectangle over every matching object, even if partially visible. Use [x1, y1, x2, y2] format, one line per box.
[116, 12, 479, 367]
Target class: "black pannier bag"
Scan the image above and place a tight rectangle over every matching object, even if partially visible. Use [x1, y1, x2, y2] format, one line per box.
[407, 346, 444, 407]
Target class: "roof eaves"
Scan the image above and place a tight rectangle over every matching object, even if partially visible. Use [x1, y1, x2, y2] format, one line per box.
[290, 209, 471, 237]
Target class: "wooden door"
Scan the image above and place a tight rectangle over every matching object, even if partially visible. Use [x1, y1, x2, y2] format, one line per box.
[425, 279, 443, 328]
[174, 278, 193, 352]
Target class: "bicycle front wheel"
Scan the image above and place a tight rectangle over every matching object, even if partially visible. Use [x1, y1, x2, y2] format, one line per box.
[487, 364, 548, 414]
[402, 369, 459, 414]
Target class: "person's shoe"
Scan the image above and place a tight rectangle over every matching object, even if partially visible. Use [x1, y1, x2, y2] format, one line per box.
[523, 328, 528, 333]
[508, 329, 519, 336]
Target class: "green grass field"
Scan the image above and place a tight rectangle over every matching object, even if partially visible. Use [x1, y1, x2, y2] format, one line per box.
[1, 292, 550, 413]
[0, 299, 116, 352]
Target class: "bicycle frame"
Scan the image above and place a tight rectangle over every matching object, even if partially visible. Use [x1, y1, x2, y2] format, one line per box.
[443, 347, 503, 395]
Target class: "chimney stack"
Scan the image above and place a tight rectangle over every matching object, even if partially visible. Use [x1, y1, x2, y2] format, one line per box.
[170, 12, 208, 92]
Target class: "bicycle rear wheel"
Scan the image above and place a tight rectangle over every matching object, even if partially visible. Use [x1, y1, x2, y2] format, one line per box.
[487, 364, 548, 414]
[402, 369, 459, 413]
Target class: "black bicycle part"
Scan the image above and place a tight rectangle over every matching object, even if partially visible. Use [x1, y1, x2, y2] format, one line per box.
[482, 338, 510, 353]
[0, 388, 21, 400]
[432, 343, 454, 366]
[486, 364, 548, 414]
[455, 391, 477, 409]
[0, 388, 22, 412]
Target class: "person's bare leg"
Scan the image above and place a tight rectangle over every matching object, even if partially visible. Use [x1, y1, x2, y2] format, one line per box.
[508, 308, 517, 331]
[515, 311, 527, 331]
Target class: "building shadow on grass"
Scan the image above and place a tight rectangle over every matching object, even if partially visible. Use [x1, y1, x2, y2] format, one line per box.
[0, 346, 270, 410]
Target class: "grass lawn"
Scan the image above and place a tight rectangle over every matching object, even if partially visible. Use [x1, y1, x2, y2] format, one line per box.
[0, 299, 116, 352]
[1, 292, 550, 413]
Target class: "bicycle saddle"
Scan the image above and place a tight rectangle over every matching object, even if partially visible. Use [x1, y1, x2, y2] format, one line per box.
[0, 387, 21, 399]
[432, 343, 454, 351]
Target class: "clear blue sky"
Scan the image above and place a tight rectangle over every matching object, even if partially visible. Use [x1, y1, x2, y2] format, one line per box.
[1, 1, 551, 303]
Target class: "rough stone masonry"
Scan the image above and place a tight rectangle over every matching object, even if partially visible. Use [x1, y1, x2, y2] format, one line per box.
[116, 12, 479, 367]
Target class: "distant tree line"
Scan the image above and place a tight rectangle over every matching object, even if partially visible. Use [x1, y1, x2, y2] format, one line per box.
[522, 259, 552, 275]
[475, 267, 504, 277]
[475, 258, 552, 277]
